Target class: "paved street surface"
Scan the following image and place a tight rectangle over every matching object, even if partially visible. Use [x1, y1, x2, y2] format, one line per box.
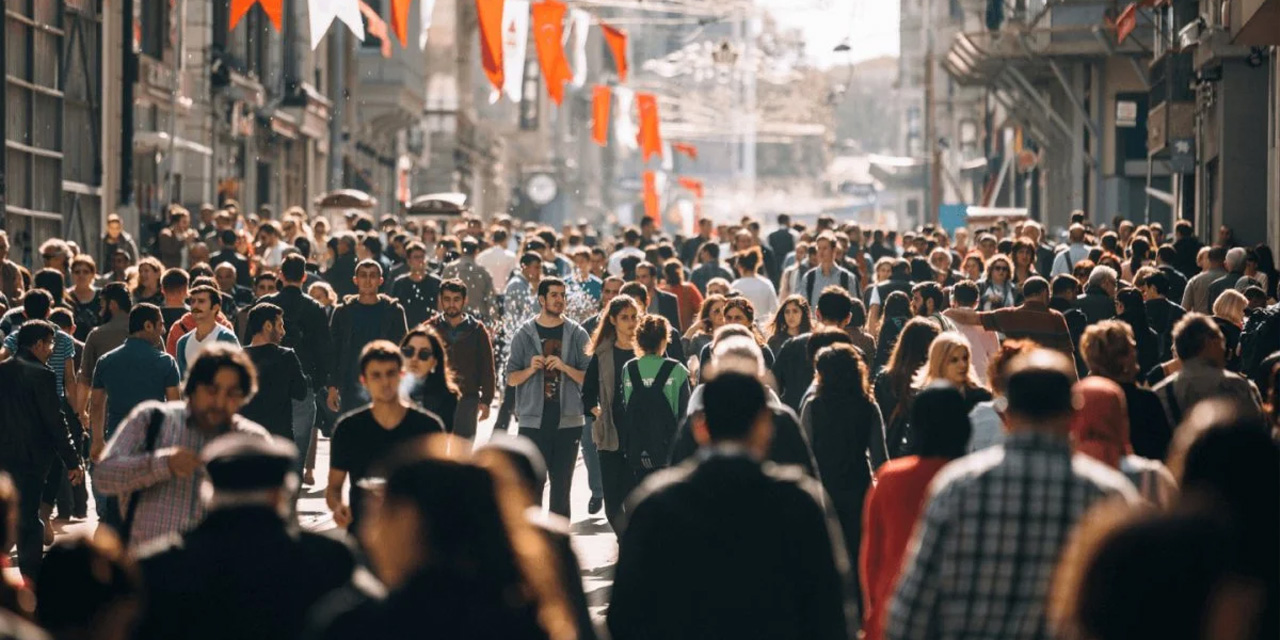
[8, 409, 618, 628]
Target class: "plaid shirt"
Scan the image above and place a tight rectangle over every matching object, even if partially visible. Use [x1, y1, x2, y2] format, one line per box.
[93, 400, 270, 549]
[886, 431, 1138, 640]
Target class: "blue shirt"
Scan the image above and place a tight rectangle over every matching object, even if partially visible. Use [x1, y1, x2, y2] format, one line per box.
[5, 328, 75, 397]
[92, 337, 181, 437]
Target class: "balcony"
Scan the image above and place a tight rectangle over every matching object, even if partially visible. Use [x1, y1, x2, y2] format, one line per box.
[1230, 0, 1280, 45]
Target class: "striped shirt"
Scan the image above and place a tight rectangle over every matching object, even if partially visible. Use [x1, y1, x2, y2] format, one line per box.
[5, 327, 76, 397]
[92, 400, 270, 549]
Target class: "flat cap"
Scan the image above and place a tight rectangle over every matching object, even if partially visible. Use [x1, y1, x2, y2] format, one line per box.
[202, 433, 298, 491]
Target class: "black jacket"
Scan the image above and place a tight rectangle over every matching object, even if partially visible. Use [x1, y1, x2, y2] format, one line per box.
[1158, 265, 1189, 305]
[209, 249, 252, 288]
[768, 228, 796, 266]
[328, 295, 408, 389]
[1173, 236, 1203, 278]
[0, 351, 80, 471]
[653, 289, 682, 335]
[771, 334, 812, 412]
[325, 253, 359, 299]
[1048, 297, 1090, 376]
[136, 507, 357, 640]
[669, 389, 818, 478]
[261, 286, 333, 390]
[1207, 270, 1245, 310]
[609, 452, 854, 640]
[1121, 382, 1172, 460]
[1073, 286, 1117, 325]
[1145, 297, 1186, 362]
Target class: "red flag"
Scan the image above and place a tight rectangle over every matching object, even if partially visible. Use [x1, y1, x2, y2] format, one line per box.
[390, 0, 412, 47]
[643, 171, 660, 225]
[600, 23, 629, 83]
[359, 1, 393, 58]
[672, 142, 698, 161]
[636, 93, 663, 163]
[532, 1, 572, 105]
[230, 0, 283, 31]
[1114, 3, 1137, 44]
[476, 0, 505, 92]
[591, 86, 611, 147]
[677, 176, 704, 200]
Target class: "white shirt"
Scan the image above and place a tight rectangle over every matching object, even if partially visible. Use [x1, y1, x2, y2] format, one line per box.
[476, 246, 517, 292]
[730, 275, 779, 327]
[607, 247, 646, 276]
[184, 326, 226, 369]
[260, 241, 290, 270]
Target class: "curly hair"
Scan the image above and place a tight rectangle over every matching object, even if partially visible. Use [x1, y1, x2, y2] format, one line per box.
[1080, 320, 1138, 383]
[635, 314, 671, 355]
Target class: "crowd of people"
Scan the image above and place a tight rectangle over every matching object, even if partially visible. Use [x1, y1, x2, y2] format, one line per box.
[0, 202, 1277, 640]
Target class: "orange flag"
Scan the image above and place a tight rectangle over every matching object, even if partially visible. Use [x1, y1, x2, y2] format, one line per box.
[532, 1, 572, 105]
[678, 176, 704, 200]
[477, 0, 505, 92]
[1114, 2, 1138, 43]
[600, 23, 629, 83]
[390, 0, 412, 47]
[636, 93, 663, 162]
[672, 142, 698, 160]
[359, 1, 393, 58]
[230, 0, 283, 31]
[643, 171, 660, 225]
[591, 86, 611, 147]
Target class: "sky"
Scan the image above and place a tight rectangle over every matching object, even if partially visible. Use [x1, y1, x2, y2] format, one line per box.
[760, 0, 899, 67]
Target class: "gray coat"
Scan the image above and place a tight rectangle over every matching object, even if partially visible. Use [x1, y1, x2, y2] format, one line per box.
[508, 317, 591, 430]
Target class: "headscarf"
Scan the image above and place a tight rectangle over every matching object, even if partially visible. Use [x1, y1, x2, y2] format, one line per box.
[1069, 376, 1132, 468]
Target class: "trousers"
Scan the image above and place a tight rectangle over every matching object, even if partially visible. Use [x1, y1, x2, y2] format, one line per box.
[581, 417, 603, 499]
[454, 396, 480, 439]
[7, 462, 51, 579]
[518, 426, 582, 518]
[292, 388, 318, 475]
[598, 450, 641, 534]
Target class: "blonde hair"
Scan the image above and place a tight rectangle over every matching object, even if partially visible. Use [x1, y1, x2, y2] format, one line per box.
[917, 332, 982, 390]
[1212, 289, 1247, 326]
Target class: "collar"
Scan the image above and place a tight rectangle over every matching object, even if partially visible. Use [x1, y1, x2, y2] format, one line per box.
[696, 443, 760, 463]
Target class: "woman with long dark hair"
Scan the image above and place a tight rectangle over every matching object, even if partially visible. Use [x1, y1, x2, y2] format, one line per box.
[696, 297, 774, 372]
[399, 326, 461, 430]
[860, 382, 972, 640]
[874, 291, 913, 374]
[1250, 243, 1277, 300]
[582, 294, 642, 531]
[1114, 287, 1160, 375]
[317, 436, 575, 640]
[800, 344, 888, 608]
[767, 295, 813, 354]
[874, 318, 941, 458]
[683, 294, 725, 367]
[1123, 237, 1152, 283]
[1011, 239, 1039, 289]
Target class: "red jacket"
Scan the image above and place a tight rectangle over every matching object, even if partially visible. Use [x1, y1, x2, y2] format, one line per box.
[859, 456, 951, 640]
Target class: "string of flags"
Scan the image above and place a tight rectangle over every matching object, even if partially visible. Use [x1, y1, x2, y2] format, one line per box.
[229, 0, 706, 218]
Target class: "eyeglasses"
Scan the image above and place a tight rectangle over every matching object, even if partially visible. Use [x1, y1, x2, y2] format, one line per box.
[400, 346, 434, 361]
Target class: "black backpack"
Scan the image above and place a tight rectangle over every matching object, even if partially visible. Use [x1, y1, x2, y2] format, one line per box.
[617, 360, 679, 472]
[805, 268, 852, 301]
[1240, 304, 1280, 379]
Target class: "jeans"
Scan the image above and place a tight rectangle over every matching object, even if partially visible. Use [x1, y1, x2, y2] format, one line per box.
[581, 417, 603, 500]
[292, 388, 317, 475]
[454, 396, 480, 439]
[518, 426, 582, 518]
[9, 462, 50, 579]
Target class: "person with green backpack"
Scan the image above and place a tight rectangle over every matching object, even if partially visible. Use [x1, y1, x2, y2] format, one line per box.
[617, 315, 691, 478]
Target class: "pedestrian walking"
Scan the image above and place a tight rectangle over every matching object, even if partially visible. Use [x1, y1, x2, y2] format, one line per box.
[174, 285, 239, 378]
[399, 326, 460, 429]
[94, 344, 270, 549]
[239, 303, 307, 440]
[582, 294, 641, 530]
[429, 279, 496, 438]
[874, 318, 941, 458]
[326, 341, 445, 530]
[616, 315, 691, 475]
[1069, 376, 1177, 506]
[327, 260, 408, 414]
[441, 238, 494, 321]
[390, 242, 441, 328]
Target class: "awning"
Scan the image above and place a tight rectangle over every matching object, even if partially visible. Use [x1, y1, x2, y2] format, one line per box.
[867, 154, 926, 189]
[132, 131, 213, 156]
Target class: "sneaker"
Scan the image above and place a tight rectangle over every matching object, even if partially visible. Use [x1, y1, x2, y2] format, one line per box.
[588, 497, 603, 515]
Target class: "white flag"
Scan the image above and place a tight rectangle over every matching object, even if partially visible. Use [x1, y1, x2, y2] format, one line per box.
[569, 9, 591, 89]
[499, 0, 530, 104]
[613, 86, 638, 151]
[308, 0, 365, 50]
[418, 0, 437, 50]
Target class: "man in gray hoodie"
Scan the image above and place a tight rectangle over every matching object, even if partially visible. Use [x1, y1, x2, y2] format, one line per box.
[506, 277, 591, 517]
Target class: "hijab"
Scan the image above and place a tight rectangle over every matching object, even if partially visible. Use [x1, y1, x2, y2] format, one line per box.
[1069, 376, 1132, 468]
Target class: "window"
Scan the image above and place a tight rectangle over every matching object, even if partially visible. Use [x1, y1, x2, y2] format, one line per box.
[139, 0, 168, 59]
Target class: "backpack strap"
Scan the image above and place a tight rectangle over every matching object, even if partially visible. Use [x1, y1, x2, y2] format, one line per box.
[121, 408, 166, 544]
[805, 269, 816, 300]
[625, 361, 646, 398]
[651, 359, 678, 390]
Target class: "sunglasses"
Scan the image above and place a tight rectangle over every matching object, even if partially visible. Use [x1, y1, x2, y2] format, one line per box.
[401, 346, 434, 361]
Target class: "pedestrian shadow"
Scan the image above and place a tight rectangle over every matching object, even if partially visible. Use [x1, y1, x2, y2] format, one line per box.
[570, 518, 614, 536]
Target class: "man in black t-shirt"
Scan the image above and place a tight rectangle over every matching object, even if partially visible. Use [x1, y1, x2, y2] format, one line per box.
[391, 242, 441, 328]
[326, 340, 445, 529]
[239, 303, 307, 440]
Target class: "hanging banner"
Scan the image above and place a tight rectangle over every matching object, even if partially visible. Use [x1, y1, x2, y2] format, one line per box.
[591, 85, 611, 146]
[643, 171, 660, 225]
[673, 142, 698, 160]
[477, 0, 506, 92]
[307, 0, 366, 50]
[678, 176, 704, 200]
[359, 1, 393, 57]
[390, 0, 412, 47]
[499, 0, 530, 104]
[613, 86, 638, 151]
[418, 0, 436, 49]
[636, 92, 663, 162]
[230, 0, 284, 31]
[600, 22, 629, 83]
[531, 0, 572, 105]
[568, 9, 591, 89]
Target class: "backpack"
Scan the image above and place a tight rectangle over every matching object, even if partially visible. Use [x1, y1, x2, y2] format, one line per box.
[805, 268, 851, 301]
[617, 360, 680, 472]
[1240, 304, 1280, 379]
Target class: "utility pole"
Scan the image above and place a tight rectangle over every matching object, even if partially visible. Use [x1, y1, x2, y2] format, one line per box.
[923, 0, 941, 226]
